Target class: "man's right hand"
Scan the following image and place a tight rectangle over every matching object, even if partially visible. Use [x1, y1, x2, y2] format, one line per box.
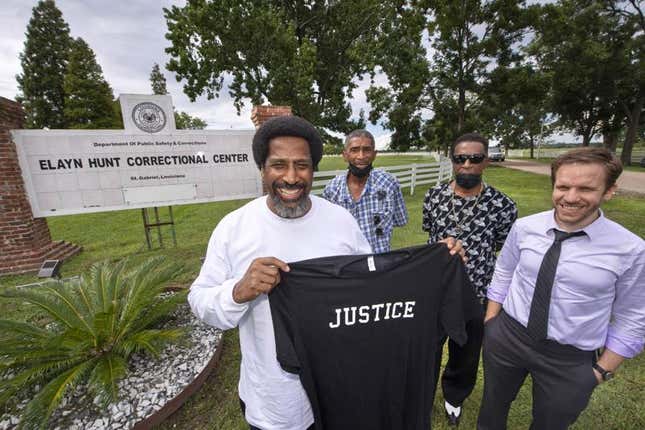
[232, 257, 290, 303]
[484, 300, 503, 324]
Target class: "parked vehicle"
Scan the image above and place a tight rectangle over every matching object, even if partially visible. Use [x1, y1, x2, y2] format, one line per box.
[640, 157, 645, 167]
[488, 146, 505, 161]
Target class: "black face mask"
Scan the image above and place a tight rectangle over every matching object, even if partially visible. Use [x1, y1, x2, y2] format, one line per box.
[455, 173, 482, 189]
[348, 163, 373, 178]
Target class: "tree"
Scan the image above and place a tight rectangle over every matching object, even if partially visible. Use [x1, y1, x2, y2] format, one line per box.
[0, 258, 186, 430]
[164, 0, 386, 134]
[603, 0, 644, 165]
[432, 0, 537, 132]
[150, 62, 168, 95]
[426, 0, 495, 134]
[16, 0, 72, 129]
[366, 0, 534, 151]
[529, 0, 644, 163]
[481, 65, 551, 158]
[174, 111, 207, 129]
[63, 38, 118, 129]
[530, 1, 626, 147]
[366, 4, 431, 151]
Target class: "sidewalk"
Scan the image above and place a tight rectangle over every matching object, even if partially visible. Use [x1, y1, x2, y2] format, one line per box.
[500, 159, 645, 196]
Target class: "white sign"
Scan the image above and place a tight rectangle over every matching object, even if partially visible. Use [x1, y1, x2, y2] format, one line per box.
[11, 129, 262, 217]
[118, 94, 176, 133]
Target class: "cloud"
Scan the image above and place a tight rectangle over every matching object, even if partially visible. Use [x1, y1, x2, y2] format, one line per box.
[375, 133, 391, 151]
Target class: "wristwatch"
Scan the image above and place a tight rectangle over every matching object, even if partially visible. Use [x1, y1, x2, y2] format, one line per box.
[592, 363, 614, 381]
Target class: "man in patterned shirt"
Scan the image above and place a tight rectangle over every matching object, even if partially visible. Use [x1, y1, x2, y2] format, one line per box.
[422, 133, 517, 426]
[323, 129, 408, 253]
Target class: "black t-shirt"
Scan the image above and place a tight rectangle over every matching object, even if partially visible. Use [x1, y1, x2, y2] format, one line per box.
[269, 244, 481, 430]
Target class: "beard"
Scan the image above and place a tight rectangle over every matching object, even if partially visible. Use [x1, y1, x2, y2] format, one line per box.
[553, 200, 601, 230]
[268, 180, 311, 218]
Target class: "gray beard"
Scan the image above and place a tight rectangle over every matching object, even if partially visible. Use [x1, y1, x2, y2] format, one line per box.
[269, 193, 311, 218]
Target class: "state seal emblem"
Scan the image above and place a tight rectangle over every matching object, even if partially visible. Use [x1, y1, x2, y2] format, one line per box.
[132, 102, 167, 133]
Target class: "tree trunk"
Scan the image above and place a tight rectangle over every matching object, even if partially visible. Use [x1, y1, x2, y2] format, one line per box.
[603, 130, 619, 153]
[529, 136, 535, 159]
[582, 134, 591, 147]
[621, 95, 643, 167]
[457, 88, 465, 132]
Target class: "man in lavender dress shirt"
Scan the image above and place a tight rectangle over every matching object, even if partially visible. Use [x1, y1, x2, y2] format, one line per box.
[477, 148, 645, 430]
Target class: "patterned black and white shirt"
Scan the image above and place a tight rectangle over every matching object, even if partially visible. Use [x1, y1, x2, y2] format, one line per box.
[422, 182, 518, 299]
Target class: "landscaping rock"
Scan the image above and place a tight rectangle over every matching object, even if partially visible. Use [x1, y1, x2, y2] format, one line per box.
[0, 304, 221, 430]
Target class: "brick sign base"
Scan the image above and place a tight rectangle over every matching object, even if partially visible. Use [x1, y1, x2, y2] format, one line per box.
[0, 97, 81, 275]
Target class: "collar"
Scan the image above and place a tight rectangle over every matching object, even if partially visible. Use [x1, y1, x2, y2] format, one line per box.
[546, 208, 607, 240]
[450, 181, 488, 199]
[342, 170, 374, 202]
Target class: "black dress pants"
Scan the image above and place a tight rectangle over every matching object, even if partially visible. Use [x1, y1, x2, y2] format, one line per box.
[477, 311, 598, 430]
[434, 302, 485, 407]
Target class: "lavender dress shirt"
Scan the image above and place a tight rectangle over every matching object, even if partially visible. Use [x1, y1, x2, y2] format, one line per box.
[487, 209, 645, 358]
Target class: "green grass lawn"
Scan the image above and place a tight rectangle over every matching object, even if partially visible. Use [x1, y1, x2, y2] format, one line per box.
[2, 161, 644, 429]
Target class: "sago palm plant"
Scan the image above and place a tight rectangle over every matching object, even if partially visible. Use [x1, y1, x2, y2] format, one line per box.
[0, 256, 187, 430]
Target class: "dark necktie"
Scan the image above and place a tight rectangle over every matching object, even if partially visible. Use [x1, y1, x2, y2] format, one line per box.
[526, 229, 586, 341]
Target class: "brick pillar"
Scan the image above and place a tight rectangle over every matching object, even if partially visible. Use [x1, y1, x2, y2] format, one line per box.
[251, 105, 292, 128]
[0, 97, 81, 275]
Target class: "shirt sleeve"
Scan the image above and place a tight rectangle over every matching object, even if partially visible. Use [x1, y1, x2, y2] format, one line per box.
[391, 179, 408, 227]
[604, 245, 645, 358]
[495, 197, 518, 251]
[321, 178, 335, 202]
[440, 251, 482, 346]
[487, 222, 521, 304]
[268, 277, 301, 374]
[187, 219, 249, 330]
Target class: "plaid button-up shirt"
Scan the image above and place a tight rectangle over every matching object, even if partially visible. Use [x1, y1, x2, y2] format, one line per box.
[323, 169, 408, 253]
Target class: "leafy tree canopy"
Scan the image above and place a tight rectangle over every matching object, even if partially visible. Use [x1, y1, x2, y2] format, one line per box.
[150, 62, 168, 95]
[530, 0, 644, 157]
[174, 111, 207, 129]
[63, 38, 118, 129]
[164, 0, 387, 134]
[480, 65, 551, 156]
[16, 0, 72, 129]
[368, 0, 537, 151]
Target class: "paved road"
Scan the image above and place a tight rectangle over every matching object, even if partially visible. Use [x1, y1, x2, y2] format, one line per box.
[500, 159, 645, 196]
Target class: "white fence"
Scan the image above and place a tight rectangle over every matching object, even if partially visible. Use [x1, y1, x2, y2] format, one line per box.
[508, 147, 645, 163]
[312, 157, 453, 196]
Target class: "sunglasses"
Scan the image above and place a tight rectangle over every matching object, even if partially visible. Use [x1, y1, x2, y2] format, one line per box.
[451, 154, 486, 165]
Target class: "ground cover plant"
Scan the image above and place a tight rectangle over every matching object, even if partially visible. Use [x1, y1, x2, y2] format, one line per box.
[0, 257, 186, 429]
[0, 161, 643, 429]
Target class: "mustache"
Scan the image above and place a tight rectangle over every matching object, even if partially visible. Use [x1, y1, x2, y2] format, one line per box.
[272, 181, 306, 190]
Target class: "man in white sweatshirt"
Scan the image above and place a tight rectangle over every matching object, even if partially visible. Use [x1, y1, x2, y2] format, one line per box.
[188, 115, 372, 430]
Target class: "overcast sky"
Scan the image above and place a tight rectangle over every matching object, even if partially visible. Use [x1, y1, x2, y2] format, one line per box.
[2, 0, 392, 146]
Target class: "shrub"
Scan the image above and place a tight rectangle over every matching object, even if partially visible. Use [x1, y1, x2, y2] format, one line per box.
[0, 257, 187, 430]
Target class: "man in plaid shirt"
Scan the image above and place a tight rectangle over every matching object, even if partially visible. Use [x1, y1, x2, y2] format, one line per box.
[322, 129, 408, 253]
